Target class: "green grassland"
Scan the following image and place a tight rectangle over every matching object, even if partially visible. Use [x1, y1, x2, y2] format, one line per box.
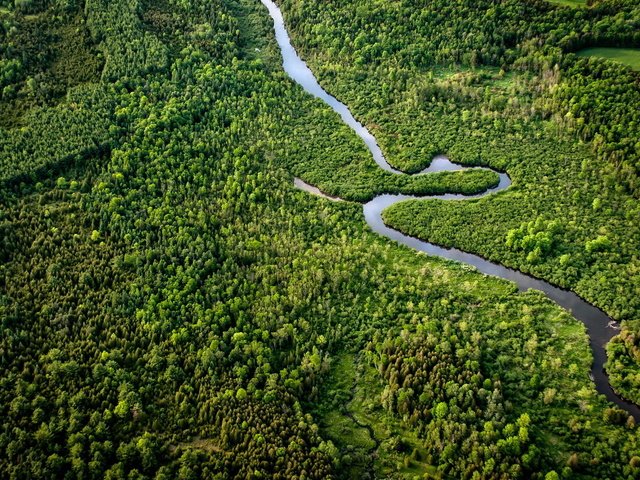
[546, 0, 587, 8]
[577, 47, 640, 70]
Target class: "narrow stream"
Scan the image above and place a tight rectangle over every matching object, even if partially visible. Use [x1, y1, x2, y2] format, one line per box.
[260, 0, 640, 418]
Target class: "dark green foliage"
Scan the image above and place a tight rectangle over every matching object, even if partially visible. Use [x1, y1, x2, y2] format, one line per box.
[0, 84, 115, 183]
[369, 326, 534, 478]
[85, 0, 168, 81]
[0, 0, 103, 127]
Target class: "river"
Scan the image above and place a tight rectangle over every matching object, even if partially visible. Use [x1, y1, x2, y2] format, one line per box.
[259, 0, 640, 418]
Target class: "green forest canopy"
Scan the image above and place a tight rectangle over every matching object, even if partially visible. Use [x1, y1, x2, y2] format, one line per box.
[1, 0, 640, 478]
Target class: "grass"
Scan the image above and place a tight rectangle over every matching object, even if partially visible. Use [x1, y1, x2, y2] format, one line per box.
[546, 0, 587, 7]
[429, 65, 517, 87]
[316, 354, 373, 479]
[172, 436, 224, 454]
[316, 354, 440, 479]
[323, 411, 377, 449]
[352, 360, 438, 478]
[576, 47, 640, 71]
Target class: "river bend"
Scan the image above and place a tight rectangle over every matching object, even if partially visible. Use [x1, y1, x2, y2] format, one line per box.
[259, 0, 640, 418]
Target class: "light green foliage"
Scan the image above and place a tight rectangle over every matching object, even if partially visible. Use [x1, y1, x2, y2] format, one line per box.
[505, 218, 562, 264]
[585, 235, 612, 254]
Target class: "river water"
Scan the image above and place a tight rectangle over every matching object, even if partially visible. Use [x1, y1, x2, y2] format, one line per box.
[259, 0, 640, 418]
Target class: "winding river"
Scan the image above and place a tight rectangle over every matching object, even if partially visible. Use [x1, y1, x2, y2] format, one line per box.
[259, 0, 640, 418]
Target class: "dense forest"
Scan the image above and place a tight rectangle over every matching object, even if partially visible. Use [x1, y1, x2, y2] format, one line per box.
[1, 0, 640, 478]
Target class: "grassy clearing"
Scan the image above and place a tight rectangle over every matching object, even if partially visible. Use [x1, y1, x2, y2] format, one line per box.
[429, 65, 518, 89]
[317, 353, 440, 479]
[316, 354, 373, 479]
[350, 362, 437, 478]
[172, 437, 224, 454]
[546, 0, 587, 8]
[577, 47, 640, 71]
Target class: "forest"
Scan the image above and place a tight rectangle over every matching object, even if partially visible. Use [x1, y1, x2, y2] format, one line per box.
[1, 0, 640, 478]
